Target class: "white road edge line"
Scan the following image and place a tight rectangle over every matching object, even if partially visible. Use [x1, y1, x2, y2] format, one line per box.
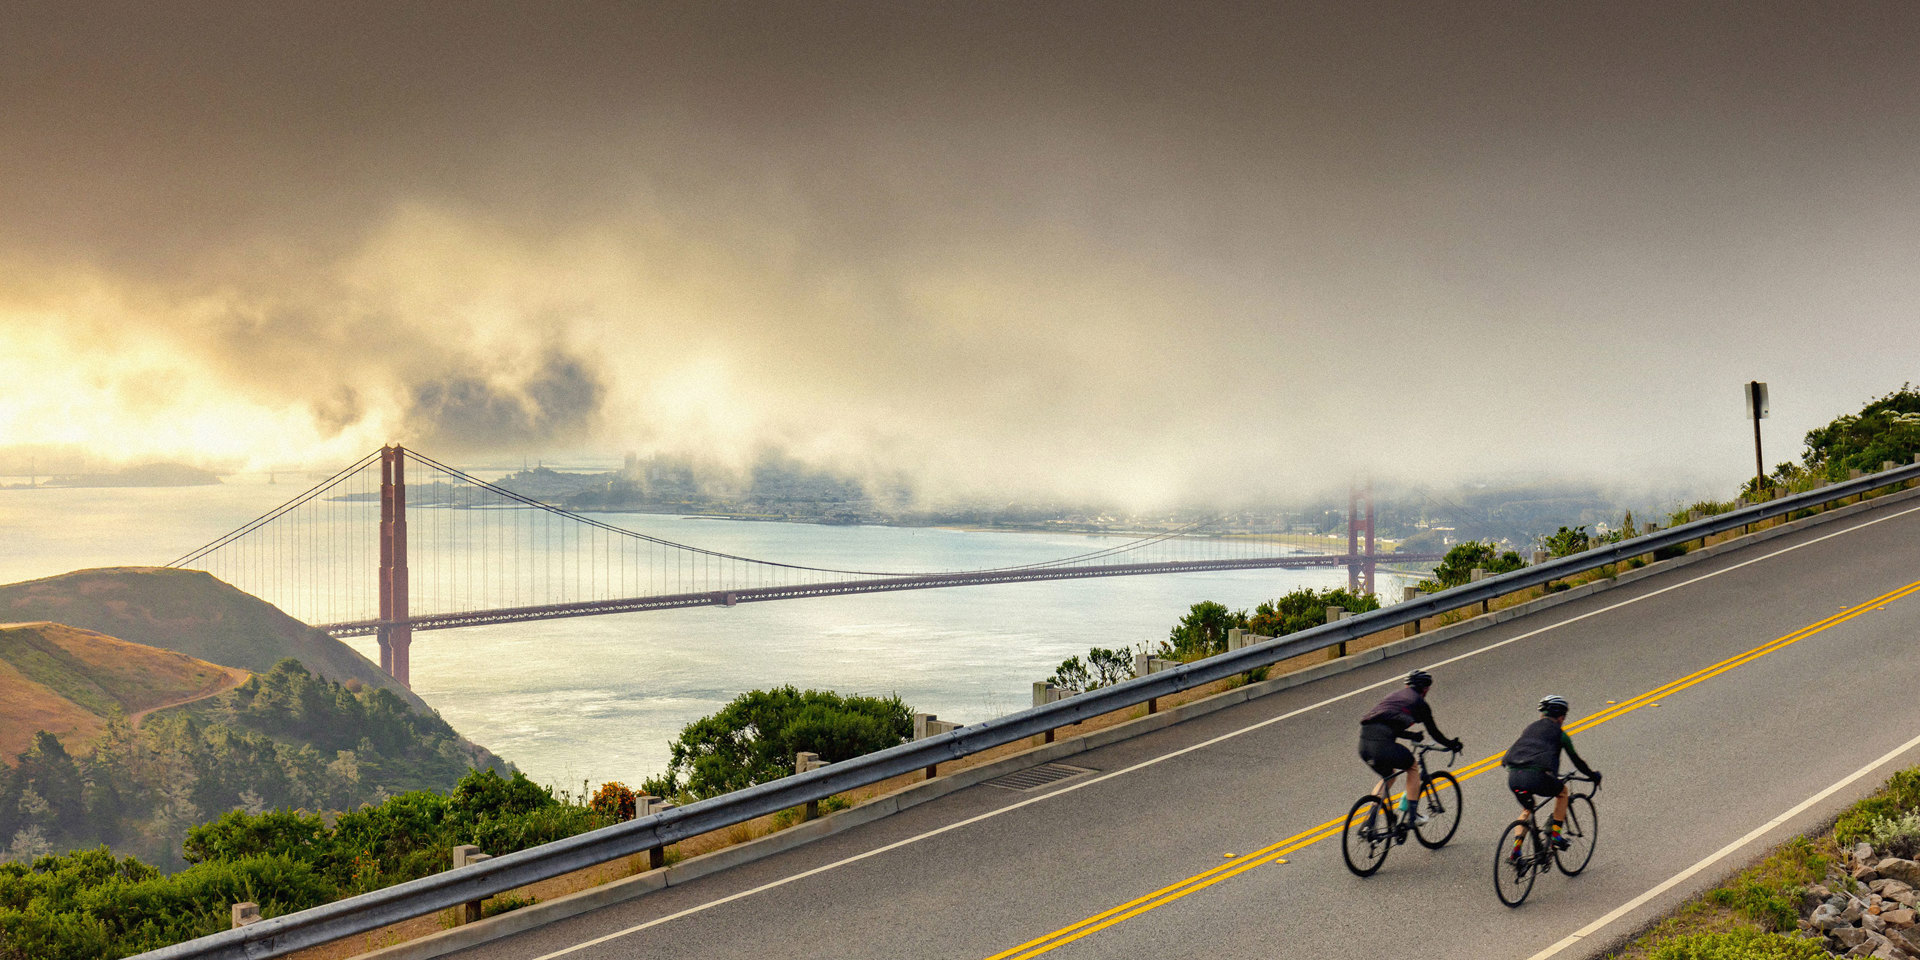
[531, 502, 1920, 960]
[1525, 728, 1920, 960]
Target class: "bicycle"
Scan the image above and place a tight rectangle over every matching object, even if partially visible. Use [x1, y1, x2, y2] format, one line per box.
[1494, 772, 1600, 907]
[1341, 740, 1463, 877]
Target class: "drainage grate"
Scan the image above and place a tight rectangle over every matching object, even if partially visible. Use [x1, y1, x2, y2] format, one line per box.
[983, 763, 1094, 792]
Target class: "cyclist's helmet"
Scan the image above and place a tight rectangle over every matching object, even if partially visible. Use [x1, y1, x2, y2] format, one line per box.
[1538, 695, 1570, 717]
[1405, 669, 1433, 689]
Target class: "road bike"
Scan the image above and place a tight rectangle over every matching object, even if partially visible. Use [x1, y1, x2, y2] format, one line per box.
[1341, 740, 1463, 877]
[1494, 772, 1600, 907]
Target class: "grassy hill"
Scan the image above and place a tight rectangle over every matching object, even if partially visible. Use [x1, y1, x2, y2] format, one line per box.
[0, 622, 245, 759]
[0, 567, 429, 713]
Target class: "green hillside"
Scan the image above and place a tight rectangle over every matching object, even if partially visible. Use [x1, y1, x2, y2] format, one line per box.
[0, 567, 427, 712]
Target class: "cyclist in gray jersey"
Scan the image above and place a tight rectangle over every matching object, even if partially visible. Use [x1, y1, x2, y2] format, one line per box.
[1357, 670, 1462, 825]
[1502, 695, 1600, 853]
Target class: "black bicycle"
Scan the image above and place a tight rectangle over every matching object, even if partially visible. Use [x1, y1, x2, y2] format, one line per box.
[1494, 772, 1600, 907]
[1341, 740, 1463, 877]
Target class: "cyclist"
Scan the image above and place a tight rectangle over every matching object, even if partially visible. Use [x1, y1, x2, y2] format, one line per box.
[1358, 669, 1462, 826]
[1502, 695, 1600, 856]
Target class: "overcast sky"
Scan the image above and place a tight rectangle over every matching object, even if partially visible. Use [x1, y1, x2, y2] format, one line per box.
[2, 2, 1915, 505]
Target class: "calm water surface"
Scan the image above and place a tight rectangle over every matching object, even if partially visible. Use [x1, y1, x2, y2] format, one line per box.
[0, 476, 1413, 789]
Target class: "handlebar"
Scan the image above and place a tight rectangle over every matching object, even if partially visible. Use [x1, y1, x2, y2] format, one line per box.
[1562, 772, 1602, 795]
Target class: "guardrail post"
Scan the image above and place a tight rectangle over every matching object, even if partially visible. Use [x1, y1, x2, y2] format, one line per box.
[631, 796, 671, 869]
[1324, 606, 1346, 656]
[451, 846, 492, 923]
[1402, 587, 1424, 637]
[913, 714, 961, 778]
[231, 902, 261, 929]
[1469, 569, 1489, 613]
[796, 752, 828, 819]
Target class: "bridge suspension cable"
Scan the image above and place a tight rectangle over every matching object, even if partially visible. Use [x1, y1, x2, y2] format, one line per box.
[165, 446, 1416, 687]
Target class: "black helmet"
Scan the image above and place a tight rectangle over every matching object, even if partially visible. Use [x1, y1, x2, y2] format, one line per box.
[1405, 669, 1433, 689]
[1538, 695, 1569, 717]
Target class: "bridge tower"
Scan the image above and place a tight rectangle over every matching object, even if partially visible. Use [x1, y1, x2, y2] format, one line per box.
[378, 445, 412, 688]
[1347, 479, 1376, 596]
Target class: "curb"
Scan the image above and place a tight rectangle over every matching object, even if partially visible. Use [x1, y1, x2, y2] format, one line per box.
[357, 482, 1920, 960]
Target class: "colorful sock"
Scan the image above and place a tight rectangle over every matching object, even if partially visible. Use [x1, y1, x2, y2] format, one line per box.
[1397, 797, 1412, 813]
[1549, 820, 1563, 838]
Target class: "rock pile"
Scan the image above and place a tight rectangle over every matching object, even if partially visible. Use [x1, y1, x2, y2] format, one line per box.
[1800, 843, 1920, 958]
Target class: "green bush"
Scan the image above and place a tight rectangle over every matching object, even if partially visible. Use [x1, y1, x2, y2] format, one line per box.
[642, 687, 912, 800]
[1646, 929, 1829, 960]
[1417, 541, 1526, 592]
[1864, 811, 1920, 860]
[1245, 588, 1379, 639]
[1163, 601, 1249, 658]
[0, 849, 332, 960]
[1835, 769, 1920, 846]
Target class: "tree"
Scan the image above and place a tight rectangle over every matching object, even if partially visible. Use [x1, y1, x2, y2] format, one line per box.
[643, 686, 912, 800]
[1087, 647, 1133, 687]
[1050, 647, 1135, 692]
[1540, 526, 1590, 558]
[1799, 385, 1920, 480]
[1049, 656, 1092, 691]
[1247, 588, 1380, 638]
[1419, 541, 1525, 592]
[1163, 601, 1249, 659]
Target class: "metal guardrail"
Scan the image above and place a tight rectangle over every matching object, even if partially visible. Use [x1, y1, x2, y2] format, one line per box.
[138, 460, 1920, 960]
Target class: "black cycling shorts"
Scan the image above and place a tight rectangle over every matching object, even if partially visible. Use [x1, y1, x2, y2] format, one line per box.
[1507, 767, 1562, 808]
[1359, 727, 1413, 779]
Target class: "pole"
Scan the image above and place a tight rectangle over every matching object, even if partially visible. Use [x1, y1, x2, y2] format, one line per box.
[1748, 381, 1765, 491]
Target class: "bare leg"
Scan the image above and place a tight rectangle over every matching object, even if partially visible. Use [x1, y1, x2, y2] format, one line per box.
[1552, 788, 1569, 823]
[1404, 767, 1423, 806]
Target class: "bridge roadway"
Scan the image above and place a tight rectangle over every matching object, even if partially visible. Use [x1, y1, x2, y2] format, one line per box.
[319, 553, 1443, 637]
[447, 499, 1920, 960]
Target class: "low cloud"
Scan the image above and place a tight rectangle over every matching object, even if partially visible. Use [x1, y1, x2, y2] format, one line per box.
[407, 352, 607, 453]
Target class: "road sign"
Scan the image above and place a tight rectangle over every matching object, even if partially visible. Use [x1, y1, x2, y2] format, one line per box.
[1746, 381, 1769, 419]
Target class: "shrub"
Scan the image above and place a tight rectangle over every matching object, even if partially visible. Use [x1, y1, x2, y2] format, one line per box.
[590, 782, 637, 823]
[183, 809, 332, 866]
[1417, 541, 1525, 592]
[1864, 810, 1920, 860]
[644, 687, 912, 800]
[1245, 588, 1379, 639]
[1646, 929, 1829, 960]
[1163, 601, 1248, 659]
[1835, 769, 1920, 846]
[1051, 647, 1134, 691]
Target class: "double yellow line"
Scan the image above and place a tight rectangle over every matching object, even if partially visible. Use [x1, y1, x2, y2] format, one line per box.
[984, 578, 1920, 960]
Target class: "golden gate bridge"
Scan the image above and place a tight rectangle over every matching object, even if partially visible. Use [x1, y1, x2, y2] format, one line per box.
[168, 446, 1434, 688]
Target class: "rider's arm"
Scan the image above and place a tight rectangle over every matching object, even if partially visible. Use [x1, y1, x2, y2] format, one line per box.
[1560, 731, 1595, 776]
[1411, 699, 1458, 748]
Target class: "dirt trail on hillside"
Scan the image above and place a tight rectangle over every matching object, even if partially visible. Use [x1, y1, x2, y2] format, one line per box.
[130, 668, 250, 729]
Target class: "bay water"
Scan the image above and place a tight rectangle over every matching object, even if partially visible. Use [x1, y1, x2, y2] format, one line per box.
[0, 474, 1414, 790]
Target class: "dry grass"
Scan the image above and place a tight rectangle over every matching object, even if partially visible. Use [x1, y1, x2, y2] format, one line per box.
[0, 621, 249, 760]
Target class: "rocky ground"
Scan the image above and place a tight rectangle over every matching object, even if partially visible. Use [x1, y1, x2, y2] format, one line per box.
[1801, 843, 1920, 958]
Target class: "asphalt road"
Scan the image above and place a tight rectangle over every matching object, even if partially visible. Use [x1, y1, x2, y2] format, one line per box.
[451, 496, 1920, 960]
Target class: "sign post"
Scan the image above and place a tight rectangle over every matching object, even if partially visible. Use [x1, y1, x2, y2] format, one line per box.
[1746, 381, 1769, 491]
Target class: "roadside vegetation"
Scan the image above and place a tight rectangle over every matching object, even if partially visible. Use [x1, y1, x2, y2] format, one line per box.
[0, 659, 504, 872]
[1606, 767, 1920, 959]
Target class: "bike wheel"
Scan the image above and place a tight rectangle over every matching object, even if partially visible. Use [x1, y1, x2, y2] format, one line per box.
[1555, 795, 1599, 876]
[1414, 771, 1463, 849]
[1494, 820, 1539, 907]
[1342, 795, 1393, 877]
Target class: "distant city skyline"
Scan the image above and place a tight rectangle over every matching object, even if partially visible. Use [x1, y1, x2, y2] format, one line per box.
[3, 2, 1916, 507]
